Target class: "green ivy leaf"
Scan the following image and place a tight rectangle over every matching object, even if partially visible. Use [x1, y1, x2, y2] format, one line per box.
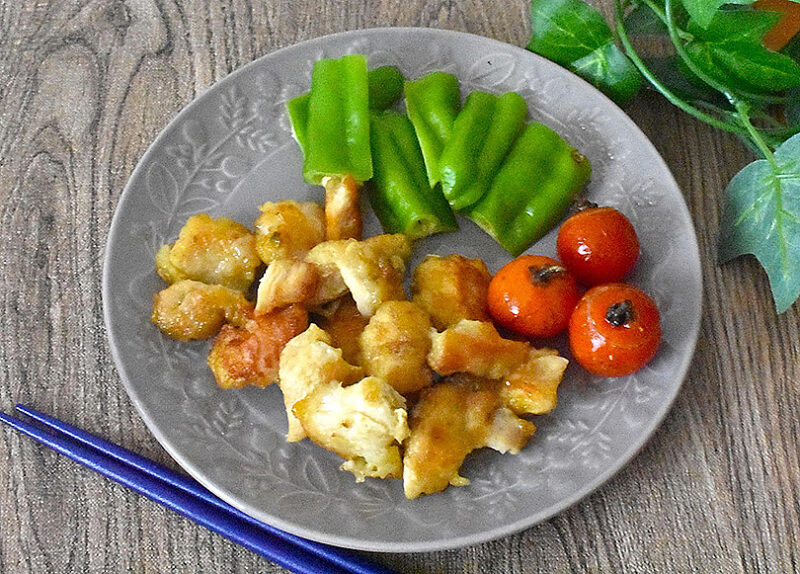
[685, 10, 800, 93]
[570, 43, 644, 105]
[681, 0, 755, 28]
[528, 0, 613, 64]
[720, 132, 800, 312]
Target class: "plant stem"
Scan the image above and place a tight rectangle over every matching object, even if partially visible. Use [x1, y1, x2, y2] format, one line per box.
[639, 0, 693, 41]
[613, 0, 750, 136]
[735, 101, 779, 169]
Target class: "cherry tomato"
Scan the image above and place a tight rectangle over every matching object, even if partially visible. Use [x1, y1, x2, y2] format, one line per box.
[556, 206, 639, 286]
[488, 255, 580, 338]
[569, 283, 661, 377]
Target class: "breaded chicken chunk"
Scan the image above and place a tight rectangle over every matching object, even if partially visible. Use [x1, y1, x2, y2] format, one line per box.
[293, 376, 409, 481]
[151, 280, 252, 341]
[322, 175, 362, 240]
[317, 295, 369, 366]
[207, 305, 308, 389]
[277, 324, 364, 441]
[427, 320, 530, 379]
[411, 254, 492, 330]
[305, 234, 413, 315]
[500, 348, 568, 416]
[403, 376, 535, 499]
[255, 259, 319, 315]
[359, 301, 433, 395]
[156, 214, 261, 291]
[253, 201, 325, 264]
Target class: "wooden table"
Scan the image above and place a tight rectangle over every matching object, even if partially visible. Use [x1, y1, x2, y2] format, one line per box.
[1, 1, 798, 572]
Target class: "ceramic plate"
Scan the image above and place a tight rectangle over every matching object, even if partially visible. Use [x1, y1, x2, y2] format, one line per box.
[103, 28, 702, 552]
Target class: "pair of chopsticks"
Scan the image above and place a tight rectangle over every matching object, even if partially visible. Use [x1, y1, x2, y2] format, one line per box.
[0, 405, 395, 574]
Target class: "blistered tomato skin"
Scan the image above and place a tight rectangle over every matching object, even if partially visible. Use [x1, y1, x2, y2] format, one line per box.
[568, 283, 661, 377]
[487, 255, 581, 338]
[556, 207, 639, 286]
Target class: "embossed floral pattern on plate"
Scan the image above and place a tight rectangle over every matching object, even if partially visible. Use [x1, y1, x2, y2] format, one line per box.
[103, 28, 702, 552]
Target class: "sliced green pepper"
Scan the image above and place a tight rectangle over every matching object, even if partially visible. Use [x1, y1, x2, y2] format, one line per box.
[303, 55, 372, 185]
[438, 91, 527, 211]
[287, 65, 404, 155]
[404, 72, 461, 187]
[368, 110, 458, 239]
[465, 122, 591, 256]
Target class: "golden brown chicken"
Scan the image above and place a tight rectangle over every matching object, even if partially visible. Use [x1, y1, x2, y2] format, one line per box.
[255, 259, 319, 315]
[207, 304, 308, 389]
[253, 200, 326, 264]
[277, 324, 364, 441]
[359, 301, 433, 395]
[305, 234, 413, 315]
[427, 319, 530, 379]
[500, 349, 569, 416]
[316, 295, 369, 366]
[293, 376, 409, 481]
[402, 376, 536, 499]
[156, 214, 261, 291]
[322, 175, 362, 240]
[151, 280, 252, 341]
[411, 254, 492, 330]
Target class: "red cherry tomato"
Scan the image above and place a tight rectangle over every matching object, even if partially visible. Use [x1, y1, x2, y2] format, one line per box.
[556, 206, 639, 286]
[487, 255, 580, 338]
[568, 283, 661, 377]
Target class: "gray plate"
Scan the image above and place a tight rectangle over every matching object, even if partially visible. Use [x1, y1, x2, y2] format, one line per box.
[103, 28, 702, 552]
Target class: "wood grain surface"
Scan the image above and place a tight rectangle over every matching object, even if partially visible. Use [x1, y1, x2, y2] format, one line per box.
[1, 1, 799, 572]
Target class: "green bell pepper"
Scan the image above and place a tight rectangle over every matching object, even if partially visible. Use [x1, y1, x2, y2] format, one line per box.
[465, 122, 592, 256]
[368, 110, 458, 239]
[438, 91, 527, 211]
[404, 72, 461, 187]
[302, 55, 372, 185]
[287, 65, 404, 156]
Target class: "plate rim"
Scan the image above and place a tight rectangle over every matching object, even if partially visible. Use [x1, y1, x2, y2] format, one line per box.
[102, 26, 703, 552]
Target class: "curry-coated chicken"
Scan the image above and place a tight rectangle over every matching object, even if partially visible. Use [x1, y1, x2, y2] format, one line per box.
[151, 279, 252, 341]
[316, 295, 369, 366]
[253, 200, 326, 264]
[359, 301, 433, 395]
[293, 376, 409, 482]
[402, 376, 536, 499]
[155, 214, 261, 292]
[207, 304, 308, 389]
[427, 319, 530, 379]
[255, 259, 319, 315]
[277, 324, 364, 441]
[411, 254, 492, 330]
[500, 348, 568, 416]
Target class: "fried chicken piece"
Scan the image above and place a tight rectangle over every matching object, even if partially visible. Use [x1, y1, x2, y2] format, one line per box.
[359, 301, 433, 395]
[427, 320, 530, 379]
[293, 376, 409, 481]
[305, 234, 413, 315]
[323, 175, 362, 240]
[207, 305, 308, 389]
[255, 259, 319, 315]
[403, 376, 535, 499]
[317, 295, 369, 365]
[151, 280, 252, 341]
[156, 214, 261, 291]
[411, 254, 492, 330]
[254, 201, 325, 264]
[500, 348, 569, 416]
[277, 324, 364, 441]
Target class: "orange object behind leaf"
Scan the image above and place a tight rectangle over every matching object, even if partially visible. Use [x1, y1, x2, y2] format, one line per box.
[756, 0, 800, 51]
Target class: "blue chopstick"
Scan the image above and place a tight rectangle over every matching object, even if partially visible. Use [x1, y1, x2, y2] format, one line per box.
[1, 406, 394, 574]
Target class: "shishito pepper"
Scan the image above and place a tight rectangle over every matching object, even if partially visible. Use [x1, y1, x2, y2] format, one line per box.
[404, 72, 461, 186]
[302, 55, 372, 185]
[438, 91, 528, 210]
[287, 65, 404, 156]
[368, 110, 458, 239]
[465, 122, 592, 256]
